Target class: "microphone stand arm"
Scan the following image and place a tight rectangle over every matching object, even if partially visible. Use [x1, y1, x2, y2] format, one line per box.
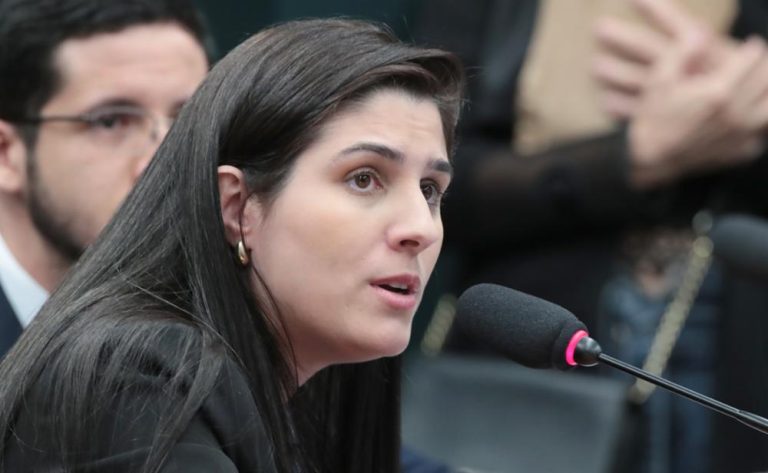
[597, 353, 768, 436]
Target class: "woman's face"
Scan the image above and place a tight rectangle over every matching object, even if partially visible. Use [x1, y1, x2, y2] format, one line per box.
[246, 89, 450, 383]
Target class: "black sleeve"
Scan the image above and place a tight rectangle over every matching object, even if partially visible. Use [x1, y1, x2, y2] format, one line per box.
[81, 413, 241, 473]
[157, 356, 277, 473]
[161, 424, 240, 472]
[444, 131, 665, 254]
[4, 332, 278, 472]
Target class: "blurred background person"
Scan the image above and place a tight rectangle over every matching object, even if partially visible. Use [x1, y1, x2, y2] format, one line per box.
[0, 0, 211, 357]
[410, 0, 768, 472]
[594, 1, 768, 471]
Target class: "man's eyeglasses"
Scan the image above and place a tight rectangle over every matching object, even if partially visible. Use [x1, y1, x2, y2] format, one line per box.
[11, 105, 170, 156]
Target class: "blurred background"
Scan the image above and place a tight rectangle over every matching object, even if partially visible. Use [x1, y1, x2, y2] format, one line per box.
[194, 0, 417, 57]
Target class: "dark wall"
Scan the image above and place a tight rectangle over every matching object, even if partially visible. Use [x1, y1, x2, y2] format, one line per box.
[194, 0, 418, 58]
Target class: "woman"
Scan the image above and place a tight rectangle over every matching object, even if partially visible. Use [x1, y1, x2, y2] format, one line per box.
[0, 18, 463, 472]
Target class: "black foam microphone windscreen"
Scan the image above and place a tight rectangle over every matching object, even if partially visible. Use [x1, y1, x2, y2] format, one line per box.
[710, 214, 768, 281]
[454, 283, 587, 370]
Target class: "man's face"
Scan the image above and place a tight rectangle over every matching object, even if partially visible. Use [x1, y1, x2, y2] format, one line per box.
[26, 23, 208, 260]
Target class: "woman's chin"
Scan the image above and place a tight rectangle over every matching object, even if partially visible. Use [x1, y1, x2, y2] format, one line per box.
[353, 327, 413, 362]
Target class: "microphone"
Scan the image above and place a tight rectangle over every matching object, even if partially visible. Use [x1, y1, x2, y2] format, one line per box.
[455, 283, 768, 436]
[454, 283, 588, 370]
[710, 214, 768, 280]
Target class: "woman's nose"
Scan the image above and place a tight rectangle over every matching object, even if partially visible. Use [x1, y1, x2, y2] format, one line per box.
[386, 189, 442, 253]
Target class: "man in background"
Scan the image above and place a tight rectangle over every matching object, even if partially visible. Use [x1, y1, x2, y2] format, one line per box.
[0, 0, 211, 357]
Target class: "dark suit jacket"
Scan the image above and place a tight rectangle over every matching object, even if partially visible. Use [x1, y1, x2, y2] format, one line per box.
[0, 283, 22, 359]
[2, 322, 278, 472]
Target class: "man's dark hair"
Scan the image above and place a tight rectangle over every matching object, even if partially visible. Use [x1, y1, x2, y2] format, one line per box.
[0, 0, 213, 143]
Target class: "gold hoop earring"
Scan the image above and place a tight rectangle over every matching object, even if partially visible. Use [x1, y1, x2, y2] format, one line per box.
[237, 240, 249, 266]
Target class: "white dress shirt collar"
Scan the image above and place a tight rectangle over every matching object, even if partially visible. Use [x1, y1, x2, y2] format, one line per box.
[0, 232, 48, 328]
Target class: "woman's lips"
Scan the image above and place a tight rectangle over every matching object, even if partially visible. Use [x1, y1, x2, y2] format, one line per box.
[370, 283, 419, 310]
[369, 274, 421, 310]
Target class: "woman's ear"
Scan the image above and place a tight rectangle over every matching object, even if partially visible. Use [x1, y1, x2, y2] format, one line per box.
[218, 165, 258, 245]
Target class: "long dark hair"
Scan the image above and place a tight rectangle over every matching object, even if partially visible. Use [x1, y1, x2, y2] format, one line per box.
[0, 18, 463, 473]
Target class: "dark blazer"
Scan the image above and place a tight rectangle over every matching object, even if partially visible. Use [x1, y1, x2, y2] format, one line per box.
[0, 283, 22, 359]
[1, 323, 278, 472]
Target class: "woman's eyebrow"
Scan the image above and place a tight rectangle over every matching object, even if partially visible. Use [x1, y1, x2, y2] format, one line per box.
[338, 142, 404, 162]
[336, 142, 453, 176]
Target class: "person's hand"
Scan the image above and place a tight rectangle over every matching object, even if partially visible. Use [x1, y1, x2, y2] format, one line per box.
[593, 0, 732, 119]
[593, 0, 768, 188]
[628, 35, 768, 188]
[593, 17, 668, 118]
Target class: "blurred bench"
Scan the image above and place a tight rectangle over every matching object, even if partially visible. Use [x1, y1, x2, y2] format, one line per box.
[402, 354, 629, 473]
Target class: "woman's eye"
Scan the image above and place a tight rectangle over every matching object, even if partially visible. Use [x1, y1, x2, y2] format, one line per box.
[421, 181, 444, 207]
[354, 173, 372, 189]
[347, 170, 382, 193]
